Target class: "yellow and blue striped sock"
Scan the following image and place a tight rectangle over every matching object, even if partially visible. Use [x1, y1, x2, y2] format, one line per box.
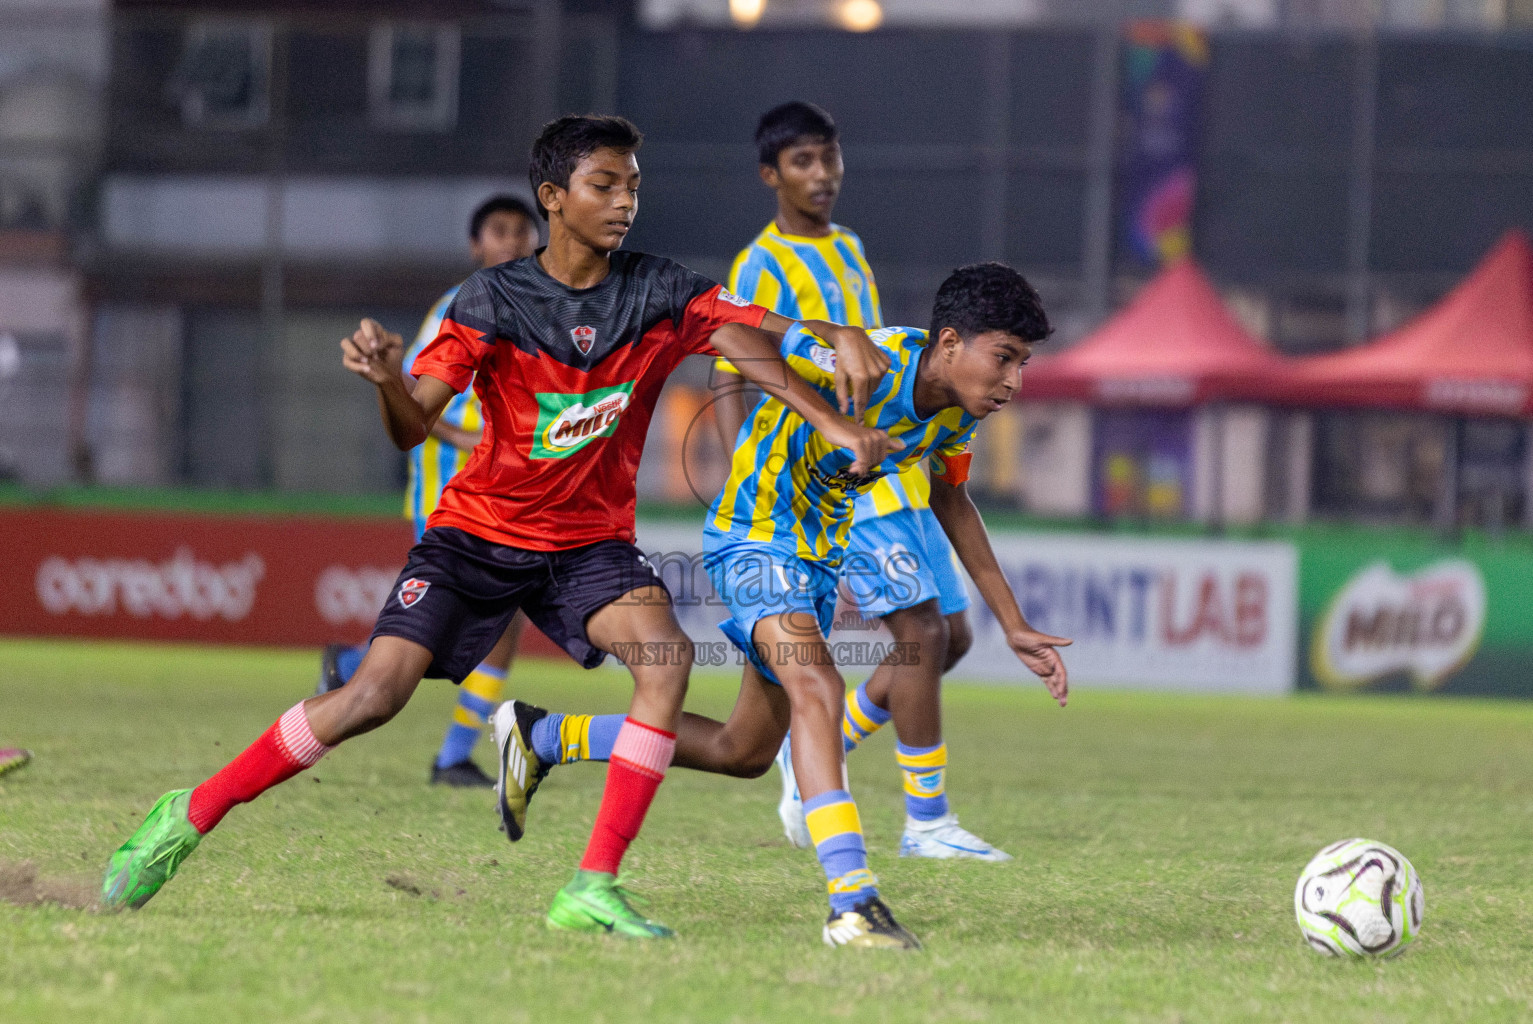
[804, 788, 879, 914]
[896, 741, 948, 821]
[529, 712, 622, 765]
[842, 680, 891, 752]
[433, 664, 506, 769]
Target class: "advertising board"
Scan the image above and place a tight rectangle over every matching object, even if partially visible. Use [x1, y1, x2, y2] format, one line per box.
[636, 523, 1298, 694]
[1298, 529, 1533, 696]
[40, 504, 1533, 701]
[3, 506, 411, 646]
[0, 506, 589, 655]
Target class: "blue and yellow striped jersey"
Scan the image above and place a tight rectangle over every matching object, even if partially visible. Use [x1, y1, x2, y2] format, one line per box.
[721, 220, 929, 517]
[726, 221, 881, 329]
[704, 326, 977, 566]
[403, 284, 483, 525]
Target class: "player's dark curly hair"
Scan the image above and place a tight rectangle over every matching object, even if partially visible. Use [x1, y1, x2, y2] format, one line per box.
[930, 262, 1052, 344]
[469, 195, 537, 239]
[528, 114, 644, 221]
[756, 101, 837, 167]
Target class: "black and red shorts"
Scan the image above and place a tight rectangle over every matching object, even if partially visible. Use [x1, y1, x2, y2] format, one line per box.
[371, 527, 668, 681]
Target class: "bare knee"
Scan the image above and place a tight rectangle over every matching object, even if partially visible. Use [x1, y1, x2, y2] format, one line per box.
[676, 702, 783, 779]
[729, 730, 781, 779]
[714, 741, 777, 779]
[944, 611, 973, 672]
[785, 669, 845, 725]
[627, 633, 693, 704]
[911, 610, 948, 661]
[888, 604, 949, 674]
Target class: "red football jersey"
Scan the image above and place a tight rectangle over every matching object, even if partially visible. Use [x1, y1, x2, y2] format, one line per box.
[410, 251, 768, 550]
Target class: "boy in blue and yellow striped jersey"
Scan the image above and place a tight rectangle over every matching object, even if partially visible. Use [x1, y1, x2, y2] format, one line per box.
[711, 102, 1003, 861]
[510, 264, 1071, 948]
[710, 102, 879, 436]
[699, 264, 1069, 947]
[318, 195, 540, 788]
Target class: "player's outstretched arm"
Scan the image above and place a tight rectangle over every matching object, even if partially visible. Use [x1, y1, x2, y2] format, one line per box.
[710, 320, 901, 477]
[759, 312, 890, 418]
[929, 475, 1071, 706]
[340, 318, 455, 452]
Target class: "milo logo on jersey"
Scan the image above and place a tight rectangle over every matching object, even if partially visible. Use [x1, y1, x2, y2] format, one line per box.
[532, 382, 636, 459]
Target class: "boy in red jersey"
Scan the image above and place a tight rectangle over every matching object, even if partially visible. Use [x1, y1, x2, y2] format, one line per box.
[102, 115, 894, 938]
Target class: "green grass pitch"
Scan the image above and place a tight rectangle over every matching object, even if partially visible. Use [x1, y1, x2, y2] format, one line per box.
[3, 637, 1533, 1022]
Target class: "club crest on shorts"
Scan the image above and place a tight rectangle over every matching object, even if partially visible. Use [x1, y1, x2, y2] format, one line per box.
[397, 578, 430, 608]
[571, 325, 596, 355]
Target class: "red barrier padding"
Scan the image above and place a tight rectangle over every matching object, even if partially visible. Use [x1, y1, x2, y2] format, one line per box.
[0, 506, 567, 659]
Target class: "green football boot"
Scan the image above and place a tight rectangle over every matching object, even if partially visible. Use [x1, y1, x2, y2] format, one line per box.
[546, 871, 675, 939]
[101, 789, 204, 910]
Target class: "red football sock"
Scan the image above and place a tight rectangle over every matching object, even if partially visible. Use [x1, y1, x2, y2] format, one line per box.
[578, 717, 676, 875]
[187, 702, 331, 834]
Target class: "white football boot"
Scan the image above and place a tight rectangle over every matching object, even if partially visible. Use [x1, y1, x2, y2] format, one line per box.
[899, 812, 1013, 861]
[772, 735, 813, 849]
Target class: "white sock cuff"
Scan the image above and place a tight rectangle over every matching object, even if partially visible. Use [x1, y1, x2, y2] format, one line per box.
[276, 702, 331, 767]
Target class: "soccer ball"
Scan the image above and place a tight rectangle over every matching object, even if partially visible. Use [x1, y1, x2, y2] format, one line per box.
[1294, 838, 1424, 957]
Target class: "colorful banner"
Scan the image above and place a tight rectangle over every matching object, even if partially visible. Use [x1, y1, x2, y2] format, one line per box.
[1091, 408, 1194, 519]
[1119, 21, 1209, 268]
[1299, 529, 1533, 696]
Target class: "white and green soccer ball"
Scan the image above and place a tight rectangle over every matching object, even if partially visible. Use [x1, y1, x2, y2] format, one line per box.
[1294, 838, 1424, 957]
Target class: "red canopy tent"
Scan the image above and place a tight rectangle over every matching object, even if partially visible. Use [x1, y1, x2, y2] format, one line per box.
[1021, 258, 1288, 406]
[1281, 230, 1533, 416]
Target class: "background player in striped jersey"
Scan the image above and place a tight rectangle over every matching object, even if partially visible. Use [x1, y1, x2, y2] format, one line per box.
[503, 263, 1071, 948]
[711, 102, 1004, 861]
[318, 195, 540, 789]
[709, 101, 880, 439]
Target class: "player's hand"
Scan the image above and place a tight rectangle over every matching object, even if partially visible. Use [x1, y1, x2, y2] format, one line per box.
[822, 325, 890, 418]
[1006, 628, 1072, 707]
[341, 318, 404, 386]
[823, 419, 903, 477]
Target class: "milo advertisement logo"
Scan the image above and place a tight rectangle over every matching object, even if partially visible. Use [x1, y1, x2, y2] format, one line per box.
[1310, 560, 1486, 691]
[531, 382, 635, 459]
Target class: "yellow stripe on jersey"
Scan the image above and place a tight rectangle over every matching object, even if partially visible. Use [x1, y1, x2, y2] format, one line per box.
[737, 262, 785, 322]
[403, 283, 483, 524]
[729, 221, 880, 327]
[746, 425, 796, 548]
[703, 326, 978, 566]
[715, 221, 881, 378]
[719, 221, 925, 521]
[867, 463, 931, 515]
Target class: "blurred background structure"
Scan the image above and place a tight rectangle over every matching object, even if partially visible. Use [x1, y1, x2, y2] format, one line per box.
[3, 0, 1533, 532]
